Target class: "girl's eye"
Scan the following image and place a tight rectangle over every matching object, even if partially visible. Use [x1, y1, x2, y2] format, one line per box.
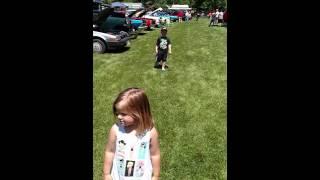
[117, 112, 127, 116]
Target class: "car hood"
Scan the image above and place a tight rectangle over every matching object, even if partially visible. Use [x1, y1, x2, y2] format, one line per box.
[133, 9, 147, 18]
[128, 8, 144, 17]
[93, 31, 116, 39]
[142, 15, 160, 20]
[93, 7, 114, 25]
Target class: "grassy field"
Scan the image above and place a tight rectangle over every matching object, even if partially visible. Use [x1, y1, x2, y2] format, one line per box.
[93, 18, 227, 179]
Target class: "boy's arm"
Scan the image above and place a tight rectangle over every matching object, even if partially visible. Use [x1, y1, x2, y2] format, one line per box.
[150, 127, 160, 179]
[103, 124, 117, 179]
[168, 44, 172, 54]
[155, 38, 159, 54]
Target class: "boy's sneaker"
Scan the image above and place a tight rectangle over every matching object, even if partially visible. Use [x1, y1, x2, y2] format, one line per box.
[162, 67, 165, 71]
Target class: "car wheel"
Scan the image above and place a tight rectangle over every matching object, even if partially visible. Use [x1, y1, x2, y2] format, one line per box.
[93, 39, 106, 54]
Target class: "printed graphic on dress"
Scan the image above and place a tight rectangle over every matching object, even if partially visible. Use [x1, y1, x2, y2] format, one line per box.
[117, 158, 125, 176]
[129, 147, 136, 160]
[117, 140, 126, 158]
[124, 160, 135, 177]
[135, 160, 145, 177]
[138, 141, 148, 159]
[160, 39, 168, 50]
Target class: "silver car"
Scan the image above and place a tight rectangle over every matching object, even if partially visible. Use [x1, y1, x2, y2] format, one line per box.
[93, 30, 130, 54]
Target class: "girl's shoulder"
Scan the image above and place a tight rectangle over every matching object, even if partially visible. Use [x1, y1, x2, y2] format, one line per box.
[110, 123, 125, 136]
[110, 123, 118, 132]
[149, 126, 159, 138]
[107, 123, 119, 140]
[112, 123, 120, 130]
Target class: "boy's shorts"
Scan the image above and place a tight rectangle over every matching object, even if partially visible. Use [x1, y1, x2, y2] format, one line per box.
[157, 52, 167, 62]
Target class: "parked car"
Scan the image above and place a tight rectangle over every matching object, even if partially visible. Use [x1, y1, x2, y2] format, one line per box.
[130, 9, 155, 30]
[93, 0, 110, 17]
[143, 8, 177, 24]
[93, 0, 103, 15]
[153, 11, 178, 22]
[93, 7, 138, 39]
[130, 19, 145, 32]
[93, 30, 130, 53]
[142, 8, 163, 27]
[120, 9, 147, 33]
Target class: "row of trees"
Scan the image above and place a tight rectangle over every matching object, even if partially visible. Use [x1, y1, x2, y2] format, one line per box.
[103, 0, 226, 11]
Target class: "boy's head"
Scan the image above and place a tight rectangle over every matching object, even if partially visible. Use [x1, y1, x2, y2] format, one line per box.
[161, 27, 167, 36]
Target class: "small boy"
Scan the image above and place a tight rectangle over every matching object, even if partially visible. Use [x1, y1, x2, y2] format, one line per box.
[155, 27, 172, 71]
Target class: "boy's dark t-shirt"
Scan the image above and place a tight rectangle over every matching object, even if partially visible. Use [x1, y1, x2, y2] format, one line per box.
[156, 36, 171, 53]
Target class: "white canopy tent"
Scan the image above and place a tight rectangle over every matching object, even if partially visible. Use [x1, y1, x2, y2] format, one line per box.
[168, 4, 192, 10]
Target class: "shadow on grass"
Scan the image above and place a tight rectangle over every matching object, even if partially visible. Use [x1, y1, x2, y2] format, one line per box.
[153, 61, 169, 69]
[130, 35, 138, 40]
[144, 28, 155, 32]
[208, 24, 227, 28]
[106, 47, 130, 53]
[138, 32, 147, 36]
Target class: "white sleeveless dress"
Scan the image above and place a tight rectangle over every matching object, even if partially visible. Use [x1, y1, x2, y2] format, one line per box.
[111, 124, 152, 180]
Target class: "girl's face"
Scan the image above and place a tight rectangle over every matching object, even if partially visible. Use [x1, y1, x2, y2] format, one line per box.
[116, 101, 136, 127]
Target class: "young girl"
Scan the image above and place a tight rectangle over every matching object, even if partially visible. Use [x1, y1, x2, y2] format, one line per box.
[103, 88, 161, 180]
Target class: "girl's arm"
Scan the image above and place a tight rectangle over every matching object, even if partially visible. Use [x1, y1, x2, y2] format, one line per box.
[150, 127, 161, 179]
[103, 124, 117, 180]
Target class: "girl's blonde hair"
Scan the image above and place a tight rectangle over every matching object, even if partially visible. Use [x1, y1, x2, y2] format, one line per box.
[113, 88, 154, 133]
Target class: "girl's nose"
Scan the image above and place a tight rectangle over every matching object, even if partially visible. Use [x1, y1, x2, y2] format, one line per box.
[117, 114, 122, 119]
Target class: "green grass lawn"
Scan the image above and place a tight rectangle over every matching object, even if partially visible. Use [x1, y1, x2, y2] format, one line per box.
[94, 18, 227, 179]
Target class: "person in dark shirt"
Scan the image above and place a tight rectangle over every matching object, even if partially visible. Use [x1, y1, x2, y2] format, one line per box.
[155, 27, 172, 71]
[196, 11, 200, 21]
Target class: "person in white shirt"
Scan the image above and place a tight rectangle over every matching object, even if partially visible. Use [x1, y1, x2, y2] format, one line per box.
[215, 9, 219, 25]
[218, 10, 224, 25]
[185, 11, 189, 21]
